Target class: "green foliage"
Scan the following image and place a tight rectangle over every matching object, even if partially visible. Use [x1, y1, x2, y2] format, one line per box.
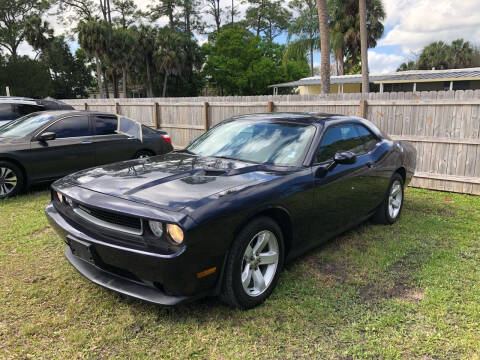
[244, 0, 292, 41]
[0, 56, 51, 97]
[328, 0, 385, 75]
[203, 26, 308, 95]
[398, 39, 480, 71]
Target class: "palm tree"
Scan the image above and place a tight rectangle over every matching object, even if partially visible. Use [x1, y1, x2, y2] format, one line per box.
[154, 27, 186, 97]
[110, 27, 138, 98]
[138, 24, 156, 97]
[328, 0, 385, 75]
[78, 20, 110, 98]
[285, 0, 319, 76]
[24, 16, 54, 57]
[359, 0, 369, 92]
[316, 0, 330, 93]
[417, 41, 450, 70]
[449, 39, 473, 68]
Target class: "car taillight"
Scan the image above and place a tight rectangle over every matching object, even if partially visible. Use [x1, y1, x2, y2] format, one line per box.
[161, 134, 171, 144]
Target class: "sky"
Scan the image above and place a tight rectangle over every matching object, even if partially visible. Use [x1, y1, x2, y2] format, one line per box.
[17, 0, 480, 75]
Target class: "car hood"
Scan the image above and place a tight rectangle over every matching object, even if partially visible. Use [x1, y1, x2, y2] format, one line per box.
[58, 152, 281, 211]
[0, 136, 30, 150]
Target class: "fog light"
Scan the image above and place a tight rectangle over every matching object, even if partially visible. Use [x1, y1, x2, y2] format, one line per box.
[167, 224, 184, 244]
[149, 221, 164, 237]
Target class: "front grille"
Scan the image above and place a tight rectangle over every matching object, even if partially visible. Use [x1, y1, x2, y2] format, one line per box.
[77, 204, 142, 231]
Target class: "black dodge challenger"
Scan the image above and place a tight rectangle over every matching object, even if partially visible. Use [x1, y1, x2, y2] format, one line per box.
[46, 113, 416, 309]
[0, 110, 172, 198]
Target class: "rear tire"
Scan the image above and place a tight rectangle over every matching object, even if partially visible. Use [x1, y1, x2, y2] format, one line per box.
[372, 173, 404, 224]
[221, 217, 284, 309]
[0, 161, 25, 199]
[134, 150, 155, 159]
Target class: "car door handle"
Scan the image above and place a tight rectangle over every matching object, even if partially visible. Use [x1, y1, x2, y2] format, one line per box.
[81, 141, 93, 144]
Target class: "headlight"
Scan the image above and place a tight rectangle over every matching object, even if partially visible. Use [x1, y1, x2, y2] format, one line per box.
[149, 221, 164, 237]
[167, 224, 184, 244]
[56, 191, 63, 203]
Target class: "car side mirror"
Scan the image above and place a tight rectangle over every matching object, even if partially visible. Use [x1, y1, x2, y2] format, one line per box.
[334, 151, 356, 165]
[37, 132, 56, 142]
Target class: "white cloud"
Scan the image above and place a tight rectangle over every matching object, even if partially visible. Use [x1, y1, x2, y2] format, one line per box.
[368, 51, 404, 74]
[380, 0, 480, 53]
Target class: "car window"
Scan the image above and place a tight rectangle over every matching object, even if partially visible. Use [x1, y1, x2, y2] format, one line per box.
[315, 124, 365, 163]
[0, 104, 17, 121]
[118, 116, 142, 140]
[355, 125, 379, 152]
[94, 115, 118, 135]
[15, 104, 44, 116]
[45, 116, 91, 138]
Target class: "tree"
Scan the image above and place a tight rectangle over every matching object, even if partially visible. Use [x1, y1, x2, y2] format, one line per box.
[112, 0, 138, 29]
[285, 0, 318, 76]
[328, 0, 385, 75]
[397, 60, 416, 72]
[244, 0, 291, 41]
[205, 0, 222, 33]
[78, 20, 110, 98]
[153, 27, 186, 97]
[359, 0, 369, 93]
[150, 0, 177, 29]
[24, 15, 54, 57]
[0, 0, 48, 57]
[138, 24, 156, 97]
[316, 0, 330, 93]
[110, 26, 138, 97]
[178, 0, 203, 35]
[203, 26, 308, 95]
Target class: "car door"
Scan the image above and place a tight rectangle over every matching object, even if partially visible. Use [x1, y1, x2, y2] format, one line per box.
[29, 115, 97, 180]
[90, 114, 140, 166]
[310, 123, 379, 241]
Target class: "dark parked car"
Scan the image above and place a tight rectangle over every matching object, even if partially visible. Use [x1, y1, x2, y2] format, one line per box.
[0, 97, 74, 126]
[46, 113, 416, 309]
[0, 110, 173, 198]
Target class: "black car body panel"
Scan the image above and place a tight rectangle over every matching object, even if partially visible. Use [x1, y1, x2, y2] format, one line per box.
[46, 113, 416, 305]
[0, 110, 173, 187]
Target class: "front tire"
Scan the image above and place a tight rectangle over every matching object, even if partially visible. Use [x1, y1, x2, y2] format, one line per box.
[221, 217, 284, 309]
[373, 173, 404, 224]
[0, 161, 25, 199]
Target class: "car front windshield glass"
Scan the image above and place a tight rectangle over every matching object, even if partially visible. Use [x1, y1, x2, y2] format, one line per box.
[187, 120, 316, 166]
[0, 112, 54, 137]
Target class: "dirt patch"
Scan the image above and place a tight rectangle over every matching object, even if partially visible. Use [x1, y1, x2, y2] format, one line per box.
[315, 259, 349, 283]
[30, 226, 53, 237]
[404, 200, 456, 218]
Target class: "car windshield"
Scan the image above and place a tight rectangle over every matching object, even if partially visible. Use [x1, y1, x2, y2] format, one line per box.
[0, 112, 54, 137]
[187, 120, 316, 166]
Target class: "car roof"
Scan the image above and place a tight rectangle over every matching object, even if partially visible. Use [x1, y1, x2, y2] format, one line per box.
[38, 110, 116, 118]
[0, 96, 39, 105]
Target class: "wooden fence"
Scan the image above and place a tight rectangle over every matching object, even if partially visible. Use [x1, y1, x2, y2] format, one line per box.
[64, 90, 480, 195]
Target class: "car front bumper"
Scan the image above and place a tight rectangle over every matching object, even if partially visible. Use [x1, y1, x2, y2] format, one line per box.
[45, 202, 216, 305]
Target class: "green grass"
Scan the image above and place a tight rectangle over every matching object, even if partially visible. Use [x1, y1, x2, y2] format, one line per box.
[1, 188, 479, 359]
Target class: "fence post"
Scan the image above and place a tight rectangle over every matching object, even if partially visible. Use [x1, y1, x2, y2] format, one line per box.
[267, 101, 274, 112]
[203, 102, 209, 131]
[84, 102, 88, 111]
[115, 102, 120, 114]
[153, 102, 160, 129]
[359, 99, 368, 118]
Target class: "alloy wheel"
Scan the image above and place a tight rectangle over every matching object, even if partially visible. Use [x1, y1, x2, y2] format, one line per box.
[388, 180, 403, 219]
[0, 167, 17, 197]
[241, 230, 279, 297]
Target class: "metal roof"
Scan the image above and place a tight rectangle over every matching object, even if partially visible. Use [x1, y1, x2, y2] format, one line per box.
[269, 67, 480, 88]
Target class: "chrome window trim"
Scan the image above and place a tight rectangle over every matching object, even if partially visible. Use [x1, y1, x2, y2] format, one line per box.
[73, 206, 143, 236]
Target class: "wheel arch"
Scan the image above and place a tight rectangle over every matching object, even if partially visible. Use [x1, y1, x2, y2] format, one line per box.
[233, 205, 294, 259]
[0, 157, 27, 184]
[395, 166, 406, 183]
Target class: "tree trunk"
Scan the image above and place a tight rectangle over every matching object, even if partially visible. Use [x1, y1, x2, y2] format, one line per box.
[336, 47, 345, 75]
[316, 0, 330, 94]
[122, 67, 128, 98]
[112, 72, 119, 98]
[103, 70, 110, 98]
[162, 74, 168, 97]
[310, 41, 314, 76]
[359, 0, 369, 93]
[94, 51, 104, 98]
[146, 58, 153, 97]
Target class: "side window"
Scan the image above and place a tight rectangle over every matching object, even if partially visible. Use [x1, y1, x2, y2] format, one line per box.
[15, 104, 44, 116]
[355, 125, 379, 153]
[94, 115, 118, 135]
[315, 125, 365, 163]
[0, 104, 17, 121]
[46, 116, 91, 138]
